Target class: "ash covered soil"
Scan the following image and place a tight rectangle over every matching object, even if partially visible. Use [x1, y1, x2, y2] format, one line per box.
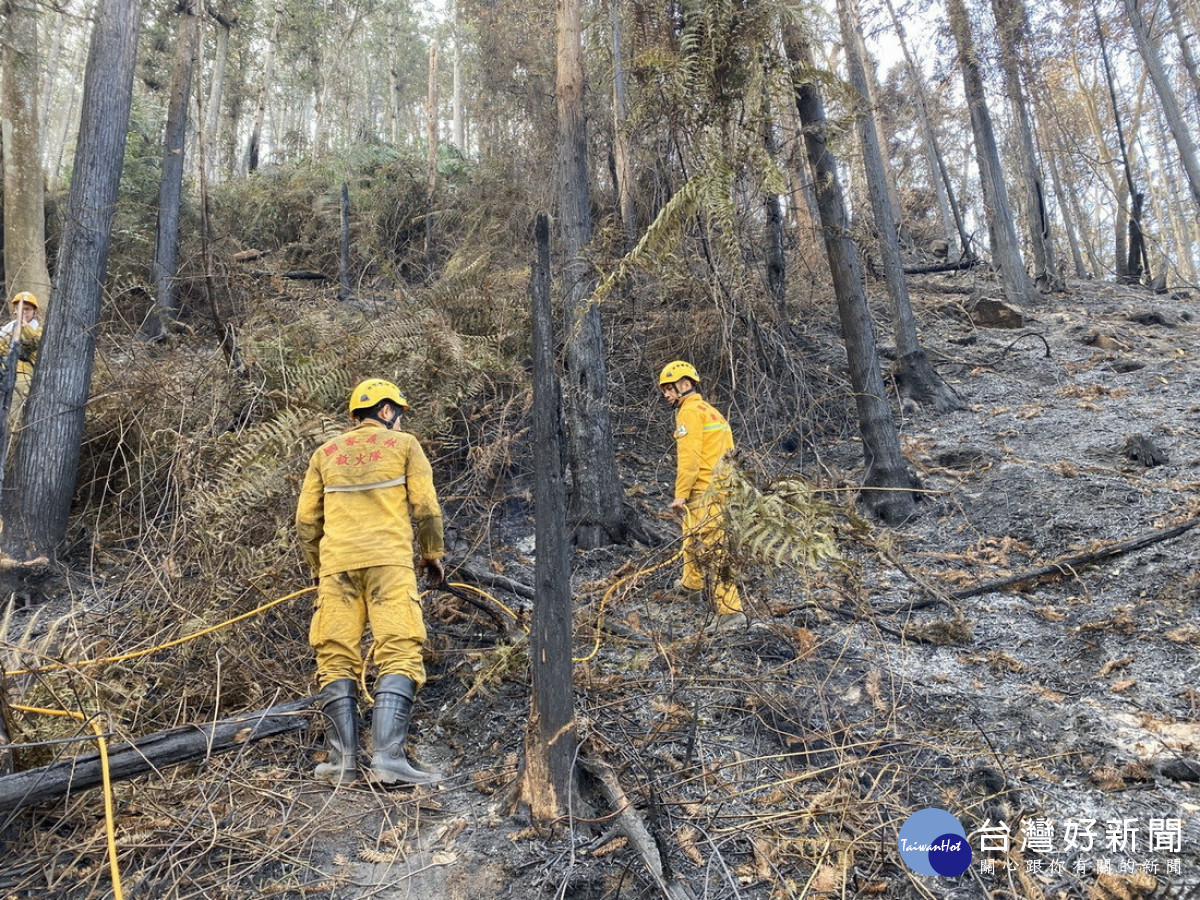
[295, 279, 1200, 900]
[5, 277, 1199, 900]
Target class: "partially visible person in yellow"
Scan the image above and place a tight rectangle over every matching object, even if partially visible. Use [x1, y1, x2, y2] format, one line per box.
[296, 378, 446, 787]
[0, 292, 42, 434]
[658, 360, 746, 632]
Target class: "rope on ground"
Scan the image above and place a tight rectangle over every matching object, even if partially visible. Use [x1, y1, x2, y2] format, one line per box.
[575, 550, 682, 664]
[12, 704, 122, 900]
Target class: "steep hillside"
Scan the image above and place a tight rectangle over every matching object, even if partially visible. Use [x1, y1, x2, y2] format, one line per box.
[1, 272, 1198, 900]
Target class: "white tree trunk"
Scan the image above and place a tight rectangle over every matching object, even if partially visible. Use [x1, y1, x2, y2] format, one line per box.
[2, 0, 52, 303]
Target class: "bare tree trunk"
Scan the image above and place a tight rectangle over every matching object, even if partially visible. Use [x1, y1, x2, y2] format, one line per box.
[2, 0, 52, 303]
[557, 0, 630, 549]
[839, 0, 962, 413]
[991, 0, 1062, 291]
[425, 42, 439, 273]
[140, 0, 200, 342]
[947, 0, 1035, 306]
[452, 10, 465, 151]
[610, 0, 637, 247]
[339, 182, 352, 301]
[881, 0, 968, 256]
[1165, 0, 1200, 113]
[1043, 134, 1089, 278]
[1127, 191, 1148, 282]
[1096, 4, 1145, 282]
[519, 212, 579, 825]
[48, 3, 91, 188]
[1124, 0, 1200, 212]
[37, 0, 65, 152]
[0, 0, 141, 559]
[783, 25, 920, 525]
[204, 5, 236, 185]
[245, 0, 283, 175]
[762, 112, 790, 336]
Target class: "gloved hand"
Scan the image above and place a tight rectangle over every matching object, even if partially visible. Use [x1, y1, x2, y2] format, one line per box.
[417, 557, 446, 585]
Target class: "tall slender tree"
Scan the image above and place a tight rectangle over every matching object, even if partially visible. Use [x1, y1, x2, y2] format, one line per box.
[946, 0, 1035, 305]
[1123, 0, 1200, 212]
[881, 0, 970, 257]
[244, 0, 283, 175]
[991, 0, 1062, 290]
[2, 0, 52, 303]
[1, 0, 142, 558]
[557, 0, 630, 548]
[783, 23, 919, 525]
[520, 212, 578, 823]
[141, 0, 201, 342]
[839, 0, 962, 412]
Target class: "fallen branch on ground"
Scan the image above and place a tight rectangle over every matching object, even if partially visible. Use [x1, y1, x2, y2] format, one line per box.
[950, 515, 1200, 600]
[0, 696, 316, 816]
[579, 752, 695, 900]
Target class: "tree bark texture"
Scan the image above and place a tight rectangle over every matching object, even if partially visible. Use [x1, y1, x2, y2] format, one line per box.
[1124, 0, 1200, 213]
[557, 0, 629, 549]
[0, 0, 142, 559]
[521, 212, 578, 824]
[610, 0, 637, 247]
[783, 25, 919, 525]
[2, 0, 52, 303]
[947, 0, 1035, 307]
[141, 0, 200, 341]
[991, 0, 1062, 291]
[839, 0, 962, 413]
[203, 9, 234, 185]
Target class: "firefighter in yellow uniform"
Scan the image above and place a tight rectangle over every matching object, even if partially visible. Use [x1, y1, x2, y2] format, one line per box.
[296, 379, 446, 786]
[1, 292, 43, 435]
[658, 360, 747, 632]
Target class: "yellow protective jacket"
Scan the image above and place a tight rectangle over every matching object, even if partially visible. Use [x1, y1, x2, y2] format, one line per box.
[673, 392, 734, 502]
[296, 419, 445, 577]
[0, 321, 41, 377]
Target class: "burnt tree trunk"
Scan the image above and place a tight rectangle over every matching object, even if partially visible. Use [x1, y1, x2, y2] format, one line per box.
[557, 0, 630, 548]
[783, 26, 919, 525]
[520, 212, 579, 824]
[839, 0, 962, 413]
[947, 0, 1035, 307]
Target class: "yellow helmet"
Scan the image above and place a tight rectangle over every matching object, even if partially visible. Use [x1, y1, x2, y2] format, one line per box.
[348, 378, 410, 416]
[11, 292, 38, 310]
[658, 360, 700, 387]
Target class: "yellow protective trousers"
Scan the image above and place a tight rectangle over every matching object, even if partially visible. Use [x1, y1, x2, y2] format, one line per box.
[310, 565, 427, 689]
[680, 495, 742, 616]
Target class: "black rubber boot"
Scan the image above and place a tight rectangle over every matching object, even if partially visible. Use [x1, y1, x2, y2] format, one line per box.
[369, 674, 442, 785]
[314, 679, 359, 786]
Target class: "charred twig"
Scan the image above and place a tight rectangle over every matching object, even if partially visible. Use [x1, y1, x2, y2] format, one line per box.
[578, 752, 696, 900]
[950, 515, 1200, 600]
